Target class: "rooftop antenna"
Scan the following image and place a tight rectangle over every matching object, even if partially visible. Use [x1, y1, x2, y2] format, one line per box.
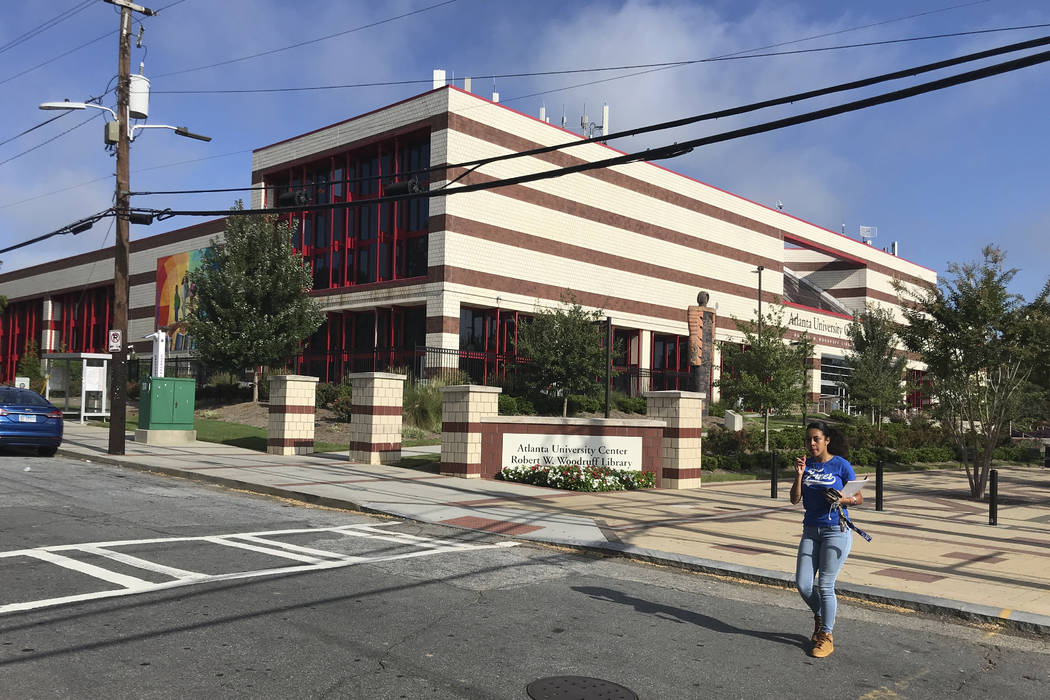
[561, 104, 566, 129]
[775, 200, 784, 210]
[492, 77, 499, 103]
[859, 225, 878, 245]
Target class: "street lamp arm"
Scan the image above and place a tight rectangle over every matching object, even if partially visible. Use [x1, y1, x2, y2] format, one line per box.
[129, 124, 211, 142]
[39, 101, 117, 121]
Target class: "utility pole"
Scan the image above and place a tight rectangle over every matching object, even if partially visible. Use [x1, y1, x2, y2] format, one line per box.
[108, 0, 154, 455]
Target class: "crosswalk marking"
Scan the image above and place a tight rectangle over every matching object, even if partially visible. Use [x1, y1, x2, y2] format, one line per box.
[0, 522, 518, 616]
[22, 550, 153, 589]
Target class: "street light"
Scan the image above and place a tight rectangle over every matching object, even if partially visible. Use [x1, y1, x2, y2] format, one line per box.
[39, 102, 211, 143]
[37, 2, 209, 456]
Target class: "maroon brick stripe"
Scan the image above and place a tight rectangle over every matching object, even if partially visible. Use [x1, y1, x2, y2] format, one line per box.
[268, 405, 316, 414]
[437, 213, 773, 305]
[664, 428, 703, 439]
[348, 441, 401, 452]
[440, 461, 479, 475]
[442, 112, 934, 289]
[350, 405, 402, 415]
[663, 467, 702, 480]
[267, 438, 315, 448]
[441, 422, 483, 433]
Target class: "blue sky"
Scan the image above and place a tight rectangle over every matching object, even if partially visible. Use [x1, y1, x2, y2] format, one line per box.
[2, 0, 1048, 301]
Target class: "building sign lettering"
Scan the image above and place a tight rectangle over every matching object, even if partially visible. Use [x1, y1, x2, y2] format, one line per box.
[501, 433, 643, 471]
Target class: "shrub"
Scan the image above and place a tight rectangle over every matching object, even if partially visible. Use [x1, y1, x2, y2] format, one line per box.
[567, 393, 603, 415]
[769, 426, 806, 451]
[499, 394, 536, 416]
[497, 464, 656, 491]
[706, 400, 726, 418]
[403, 381, 443, 432]
[703, 454, 719, 470]
[613, 393, 648, 414]
[315, 382, 343, 409]
[851, 447, 877, 466]
[331, 395, 355, 423]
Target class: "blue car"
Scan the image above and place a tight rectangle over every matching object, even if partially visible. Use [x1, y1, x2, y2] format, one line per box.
[0, 386, 64, 456]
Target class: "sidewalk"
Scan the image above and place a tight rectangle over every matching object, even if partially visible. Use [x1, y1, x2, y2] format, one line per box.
[55, 423, 1050, 635]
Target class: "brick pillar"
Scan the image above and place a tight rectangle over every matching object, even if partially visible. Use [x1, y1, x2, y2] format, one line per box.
[348, 372, 405, 464]
[645, 390, 703, 489]
[267, 375, 319, 455]
[439, 384, 500, 478]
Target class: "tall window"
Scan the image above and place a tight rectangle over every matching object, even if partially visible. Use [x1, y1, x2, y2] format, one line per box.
[297, 307, 426, 383]
[652, 333, 689, 390]
[266, 132, 430, 290]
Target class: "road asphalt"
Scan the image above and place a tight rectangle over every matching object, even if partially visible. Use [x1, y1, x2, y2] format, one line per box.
[49, 422, 1050, 636]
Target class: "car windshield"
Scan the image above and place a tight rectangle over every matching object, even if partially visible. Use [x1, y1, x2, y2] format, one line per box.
[0, 387, 51, 407]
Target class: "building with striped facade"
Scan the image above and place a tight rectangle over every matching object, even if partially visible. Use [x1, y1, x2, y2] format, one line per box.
[0, 84, 936, 409]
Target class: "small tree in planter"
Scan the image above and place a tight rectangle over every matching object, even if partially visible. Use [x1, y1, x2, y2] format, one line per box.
[517, 293, 608, 417]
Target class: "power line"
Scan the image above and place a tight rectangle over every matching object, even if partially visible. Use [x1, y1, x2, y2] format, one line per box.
[154, 0, 460, 78]
[8, 35, 1048, 259]
[152, 23, 1050, 96]
[0, 29, 115, 87]
[0, 149, 250, 211]
[0, 209, 114, 255]
[0, 112, 103, 168]
[0, 111, 71, 149]
[706, 0, 993, 61]
[126, 44, 1050, 220]
[128, 33, 1050, 197]
[0, 0, 94, 57]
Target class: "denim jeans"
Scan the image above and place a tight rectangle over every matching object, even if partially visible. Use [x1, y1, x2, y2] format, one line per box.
[795, 525, 853, 633]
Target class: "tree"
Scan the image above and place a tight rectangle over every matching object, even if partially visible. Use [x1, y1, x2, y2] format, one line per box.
[840, 306, 909, 427]
[185, 202, 324, 401]
[897, 245, 1044, 500]
[517, 293, 607, 417]
[716, 305, 813, 450]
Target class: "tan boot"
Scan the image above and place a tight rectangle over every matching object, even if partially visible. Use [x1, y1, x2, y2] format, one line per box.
[811, 631, 834, 658]
[812, 615, 822, 643]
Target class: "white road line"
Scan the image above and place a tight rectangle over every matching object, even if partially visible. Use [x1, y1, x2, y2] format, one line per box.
[22, 550, 152, 589]
[0, 540, 519, 616]
[77, 545, 208, 581]
[0, 522, 404, 558]
[229, 535, 363, 561]
[201, 536, 324, 563]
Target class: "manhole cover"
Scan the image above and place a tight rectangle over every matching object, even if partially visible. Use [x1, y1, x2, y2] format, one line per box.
[526, 675, 638, 700]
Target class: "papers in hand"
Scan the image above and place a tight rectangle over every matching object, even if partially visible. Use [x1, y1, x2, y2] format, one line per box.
[840, 478, 870, 498]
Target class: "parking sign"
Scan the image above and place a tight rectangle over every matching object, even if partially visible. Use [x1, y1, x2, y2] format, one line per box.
[107, 329, 122, 352]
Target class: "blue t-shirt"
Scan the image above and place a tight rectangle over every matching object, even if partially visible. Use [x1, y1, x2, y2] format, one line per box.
[801, 455, 856, 527]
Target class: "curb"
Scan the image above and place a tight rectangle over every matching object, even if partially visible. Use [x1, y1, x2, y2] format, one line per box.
[59, 447, 1050, 637]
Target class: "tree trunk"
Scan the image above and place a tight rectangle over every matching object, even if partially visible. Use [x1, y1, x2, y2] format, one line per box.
[562, 394, 568, 418]
[252, 367, 260, 403]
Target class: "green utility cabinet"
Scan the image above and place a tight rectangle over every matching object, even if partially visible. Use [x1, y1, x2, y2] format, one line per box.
[139, 377, 196, 431]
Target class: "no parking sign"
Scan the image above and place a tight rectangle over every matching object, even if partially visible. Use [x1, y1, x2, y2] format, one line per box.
[107, 330, 122, 352]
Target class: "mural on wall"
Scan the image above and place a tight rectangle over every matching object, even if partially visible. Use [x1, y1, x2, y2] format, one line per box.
[155, 249, 207, 352]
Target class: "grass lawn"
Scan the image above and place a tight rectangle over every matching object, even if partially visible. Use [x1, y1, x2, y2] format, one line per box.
[95, 415, 435, 454]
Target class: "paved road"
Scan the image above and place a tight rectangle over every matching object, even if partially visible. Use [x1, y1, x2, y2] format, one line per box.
[2, 455, 1048, 699]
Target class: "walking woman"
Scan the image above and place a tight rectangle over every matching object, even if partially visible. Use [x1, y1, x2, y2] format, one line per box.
[790, 420, 862, 658]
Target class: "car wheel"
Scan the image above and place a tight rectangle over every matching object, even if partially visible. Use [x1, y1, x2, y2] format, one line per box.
[38, 446, 58, 457]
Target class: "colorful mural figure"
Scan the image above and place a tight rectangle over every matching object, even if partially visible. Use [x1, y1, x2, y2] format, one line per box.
[155, 249, 207, 352]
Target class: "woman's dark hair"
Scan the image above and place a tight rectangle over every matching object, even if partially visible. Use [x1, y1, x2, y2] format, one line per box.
[805, 421, 851, 460]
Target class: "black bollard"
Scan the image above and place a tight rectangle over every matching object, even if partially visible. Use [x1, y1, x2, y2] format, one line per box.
[989, 469, 998, 526]
[875, 460, 884, 512]
[770, 452, 778, 499]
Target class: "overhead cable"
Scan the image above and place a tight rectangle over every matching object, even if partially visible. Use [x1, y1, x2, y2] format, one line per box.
[126, 44, 1050, 220]
[0, 209, 114, 255]
[0, 0, 94, 57]
[129, 32, 1050, 198]
[154, 0, 460, 78]
[152, 22, 1050, 96]
[0, 112, 103, 168]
